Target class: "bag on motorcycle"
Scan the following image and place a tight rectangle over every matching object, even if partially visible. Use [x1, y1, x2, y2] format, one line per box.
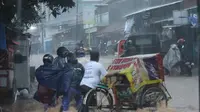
[34, 85, 57, 105]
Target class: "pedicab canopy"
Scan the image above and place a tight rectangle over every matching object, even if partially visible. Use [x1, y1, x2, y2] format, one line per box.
[107, 53, 165, 82]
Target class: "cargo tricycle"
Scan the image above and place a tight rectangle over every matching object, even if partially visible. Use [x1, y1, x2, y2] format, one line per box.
[83, 53, 171, 112]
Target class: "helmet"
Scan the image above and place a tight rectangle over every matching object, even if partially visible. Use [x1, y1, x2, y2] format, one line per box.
[177, 38, 185, 48]
[57, 47, 69, 58]
[177, 38, 185, 44]
[43, 54, 54, 64]
[125, 40, 133, 49]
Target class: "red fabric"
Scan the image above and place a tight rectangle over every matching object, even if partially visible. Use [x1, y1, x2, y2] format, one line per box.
[38, 85, 56, 104]
[156, 54, 165, 81]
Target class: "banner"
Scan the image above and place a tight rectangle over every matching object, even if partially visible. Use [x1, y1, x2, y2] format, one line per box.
[107, 53, 158, 72]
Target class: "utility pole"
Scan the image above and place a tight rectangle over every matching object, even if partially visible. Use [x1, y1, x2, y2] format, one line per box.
[197, 0, 200, 110]
[76, 0, 79, 42]
[41, 23, 45, 53]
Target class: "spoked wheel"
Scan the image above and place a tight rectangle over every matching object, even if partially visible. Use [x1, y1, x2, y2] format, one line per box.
[140, 87, 168, 110]
[86, 88, 113, 112]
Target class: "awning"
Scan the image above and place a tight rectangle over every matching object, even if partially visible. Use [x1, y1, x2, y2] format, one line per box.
[124, 0, 182, 18]
[153, 18, 173, 24]
[96, 21, 125, 35]
[162, 24, 183, 28]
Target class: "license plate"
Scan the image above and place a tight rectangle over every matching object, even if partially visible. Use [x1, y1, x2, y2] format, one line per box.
[0, 77, 7, 87]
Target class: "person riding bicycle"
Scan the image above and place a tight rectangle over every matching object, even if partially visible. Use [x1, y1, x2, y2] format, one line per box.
[61, 52, 85, 111]
[80, 51, 107, 93]
[79, 50, 116, 112]
[53, 47, 69, 69]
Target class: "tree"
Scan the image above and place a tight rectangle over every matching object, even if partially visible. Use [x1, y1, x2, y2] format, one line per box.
[0, 0, 75, 30]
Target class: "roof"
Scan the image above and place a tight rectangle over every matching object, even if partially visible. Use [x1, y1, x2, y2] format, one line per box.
[96, 21, 125, 35]
[124, 0, 182, 18]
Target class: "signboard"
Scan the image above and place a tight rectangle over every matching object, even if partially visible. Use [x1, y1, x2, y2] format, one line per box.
[108, 57, 134, 71]
[173, 10, 188, 25]
[85, 27, 97, 33]
[107, 53, 158, 71]
[184, 0, 197, 9]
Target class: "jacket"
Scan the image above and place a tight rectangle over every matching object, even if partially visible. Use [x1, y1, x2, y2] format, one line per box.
[68, 59, 85, 88]
[53, 56, 66, 69]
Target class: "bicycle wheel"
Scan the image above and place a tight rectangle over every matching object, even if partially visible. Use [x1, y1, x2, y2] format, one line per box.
[139, 86, 168, 110]
[86, 88, 113, 112]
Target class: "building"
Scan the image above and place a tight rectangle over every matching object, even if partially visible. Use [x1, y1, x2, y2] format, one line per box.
[81, 0, 102, 47]
[29, 1, 85, 54]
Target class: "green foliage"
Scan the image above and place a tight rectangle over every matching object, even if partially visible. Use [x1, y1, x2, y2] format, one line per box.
[0, 0, 75, 30]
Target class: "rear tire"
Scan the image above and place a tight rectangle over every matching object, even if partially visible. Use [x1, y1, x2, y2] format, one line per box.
[86, 88, 113, 112]
[139, 86, 168, 110]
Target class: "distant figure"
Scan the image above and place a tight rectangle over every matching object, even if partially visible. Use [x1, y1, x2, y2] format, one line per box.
[79, 40, 84, 48]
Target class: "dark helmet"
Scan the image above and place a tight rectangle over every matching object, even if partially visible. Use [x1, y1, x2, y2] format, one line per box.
[43, 54, 54, 64]
[67, 52, 77, 64]
[57, 47, 69, 58]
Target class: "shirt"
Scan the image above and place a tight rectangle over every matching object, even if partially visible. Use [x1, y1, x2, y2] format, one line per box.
[80, 61, 107, 88]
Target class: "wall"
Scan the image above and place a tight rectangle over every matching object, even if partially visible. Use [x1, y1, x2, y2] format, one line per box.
[184, 0, 197, 9]
[95, 5, 109, 26]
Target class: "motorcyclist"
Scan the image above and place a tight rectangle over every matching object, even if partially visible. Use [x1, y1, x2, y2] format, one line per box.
[177, 38, 185, 59]
[120, 40, 136, 57]
[61, 52, 85, 111]
[176, 38, 192, 75]
[53, 47, 69, 69]
[34, 54, 58, 112]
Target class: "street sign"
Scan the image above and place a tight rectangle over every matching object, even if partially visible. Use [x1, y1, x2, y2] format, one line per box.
[173, 10, 188, 25]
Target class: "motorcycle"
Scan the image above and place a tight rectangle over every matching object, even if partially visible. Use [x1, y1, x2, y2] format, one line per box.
[75, 47, 85, 58]
[180, 59, 194, 76]
[163, 44, 194, 76]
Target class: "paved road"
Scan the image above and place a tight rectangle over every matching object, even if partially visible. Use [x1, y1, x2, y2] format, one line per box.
[0, 54, 198, 112]
[31, 54, 199, 112]
[98, 55, 199, 112]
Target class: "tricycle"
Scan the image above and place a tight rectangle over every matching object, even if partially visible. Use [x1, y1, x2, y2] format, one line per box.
[82, 53, 171, 111]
